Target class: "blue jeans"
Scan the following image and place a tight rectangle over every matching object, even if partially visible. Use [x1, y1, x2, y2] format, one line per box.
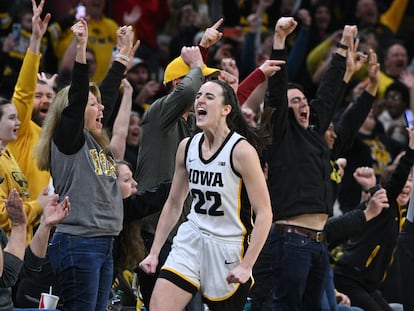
[321, 267, 365, 311]
[249, 232, 273, 311]
[322, 268, 339, 311]
[48, 233, 114, 311]
[270, 229, 330, 311]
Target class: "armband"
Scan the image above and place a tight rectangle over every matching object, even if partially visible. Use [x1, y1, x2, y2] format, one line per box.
[364, 184, 382, 195]
[115, 53, 130, 62]
[336, 41, 349, 50]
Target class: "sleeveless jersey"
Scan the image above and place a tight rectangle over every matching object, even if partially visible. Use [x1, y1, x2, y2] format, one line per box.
[185, 131, 253, 242]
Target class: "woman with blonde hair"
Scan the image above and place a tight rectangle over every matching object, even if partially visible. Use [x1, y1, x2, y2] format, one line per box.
[34, 18, 136, 310]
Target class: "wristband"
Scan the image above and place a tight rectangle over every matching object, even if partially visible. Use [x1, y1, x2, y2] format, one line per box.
[364, 184, 382, 195]
[336, 41, 349, 50]
[115, 53, 130, 62]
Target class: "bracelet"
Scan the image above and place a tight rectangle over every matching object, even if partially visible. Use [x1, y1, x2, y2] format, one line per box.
[336, 41, 349, 50]
[115, 53, 130, 62]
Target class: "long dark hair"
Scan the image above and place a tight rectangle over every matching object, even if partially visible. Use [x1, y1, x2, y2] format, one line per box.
[209, 79, 272, 154]
[0, 97, 11, 120]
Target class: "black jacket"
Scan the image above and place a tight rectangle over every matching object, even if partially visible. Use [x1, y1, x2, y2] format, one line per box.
[0, 228, 44, 311]
[265, 48, 346, 220]
[338, 122, 403, 213]
[333, 148, 414, 291]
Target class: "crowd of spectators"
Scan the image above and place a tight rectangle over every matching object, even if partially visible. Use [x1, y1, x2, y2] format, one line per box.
[0, 0, 414, 310]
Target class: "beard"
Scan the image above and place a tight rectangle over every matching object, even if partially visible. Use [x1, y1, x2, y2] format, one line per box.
[31, 110, 44, 127]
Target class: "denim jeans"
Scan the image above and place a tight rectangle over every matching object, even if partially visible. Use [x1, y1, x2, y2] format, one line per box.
[48, 233, 114, 311]
[321, 267, 364, 311]
[270, 229, 330, 311]
[397, 220, 414, 311]
[249, 232, 273, 311]
[322, 268, 339, 311]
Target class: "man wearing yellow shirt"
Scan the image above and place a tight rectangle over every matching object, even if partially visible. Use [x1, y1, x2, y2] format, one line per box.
[8, 0, 53, 202]
[54, 0, 119, 83]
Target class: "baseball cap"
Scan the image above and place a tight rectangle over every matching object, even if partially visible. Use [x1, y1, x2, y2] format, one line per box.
[128, 57, 148, 72]
[163, 56, 220, 84]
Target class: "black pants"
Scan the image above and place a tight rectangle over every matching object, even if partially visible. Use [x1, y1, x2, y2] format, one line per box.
[248, 232, 272, 311]
[333, 273, 392, 311]
[397, 220, 414, 311]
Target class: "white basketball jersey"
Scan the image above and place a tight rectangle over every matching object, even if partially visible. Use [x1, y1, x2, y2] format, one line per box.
[185, 132, 254, 241]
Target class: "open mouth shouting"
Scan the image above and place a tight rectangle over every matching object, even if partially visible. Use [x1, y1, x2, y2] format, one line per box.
[196, 107, 207, 122]
[96, 115, 103, 129]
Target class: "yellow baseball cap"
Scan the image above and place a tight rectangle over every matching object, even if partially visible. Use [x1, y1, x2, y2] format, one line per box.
[163, 56, 220, 84]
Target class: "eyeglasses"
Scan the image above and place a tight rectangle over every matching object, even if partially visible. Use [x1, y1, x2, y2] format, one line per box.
[289, 96, 308, 104]
[386, 94, 402, 101]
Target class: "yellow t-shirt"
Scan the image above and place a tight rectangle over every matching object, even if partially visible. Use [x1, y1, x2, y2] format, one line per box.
[377, 71, 395, 100]
[9, 49, 51, 200]
[55, 16, 119, 83]
[0, 149, 42, 245]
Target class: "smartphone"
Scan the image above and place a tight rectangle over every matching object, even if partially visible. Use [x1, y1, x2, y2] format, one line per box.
[11, 23, 21, 40]
[368, 184, 382, 195]
[404, 110, 413, 129]
[112, 45, 119, 58]
[75, 5, 86, 20]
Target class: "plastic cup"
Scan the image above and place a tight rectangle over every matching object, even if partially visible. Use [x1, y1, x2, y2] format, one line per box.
[39, 293, 59, 309]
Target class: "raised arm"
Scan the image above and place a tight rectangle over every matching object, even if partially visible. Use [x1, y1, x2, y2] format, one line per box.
[28, 0, 50, 55]
[238, 59, 284, 109]
[53, 18, 89, 154]
[157, 46, 205, 128]
[266, 17, 297, 141]
[287, 9, 311, 81]
[267, 16, 297, 109]
[12, 0, 51, 133]
[101, 25, 138, 127]
[311, 25, 356, 134]
[342, 37, 367, 84]
[384, 128, 414, 202]
[110, 79, 133, 160]
[333, 49, 380, 157]
[59, 37, 77, 74]
[198, 18, 223, 50]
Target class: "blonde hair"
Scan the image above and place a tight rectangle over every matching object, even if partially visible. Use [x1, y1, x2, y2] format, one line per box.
[34, 83, 107, 171]
[89, 82, 101, 104]
[35, 86, 70, 170]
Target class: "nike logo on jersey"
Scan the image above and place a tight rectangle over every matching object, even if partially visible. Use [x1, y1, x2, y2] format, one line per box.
[225, 260, 237, 265]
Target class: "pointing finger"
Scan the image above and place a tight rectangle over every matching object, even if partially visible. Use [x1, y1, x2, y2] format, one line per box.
[210, 18, 224, 30]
